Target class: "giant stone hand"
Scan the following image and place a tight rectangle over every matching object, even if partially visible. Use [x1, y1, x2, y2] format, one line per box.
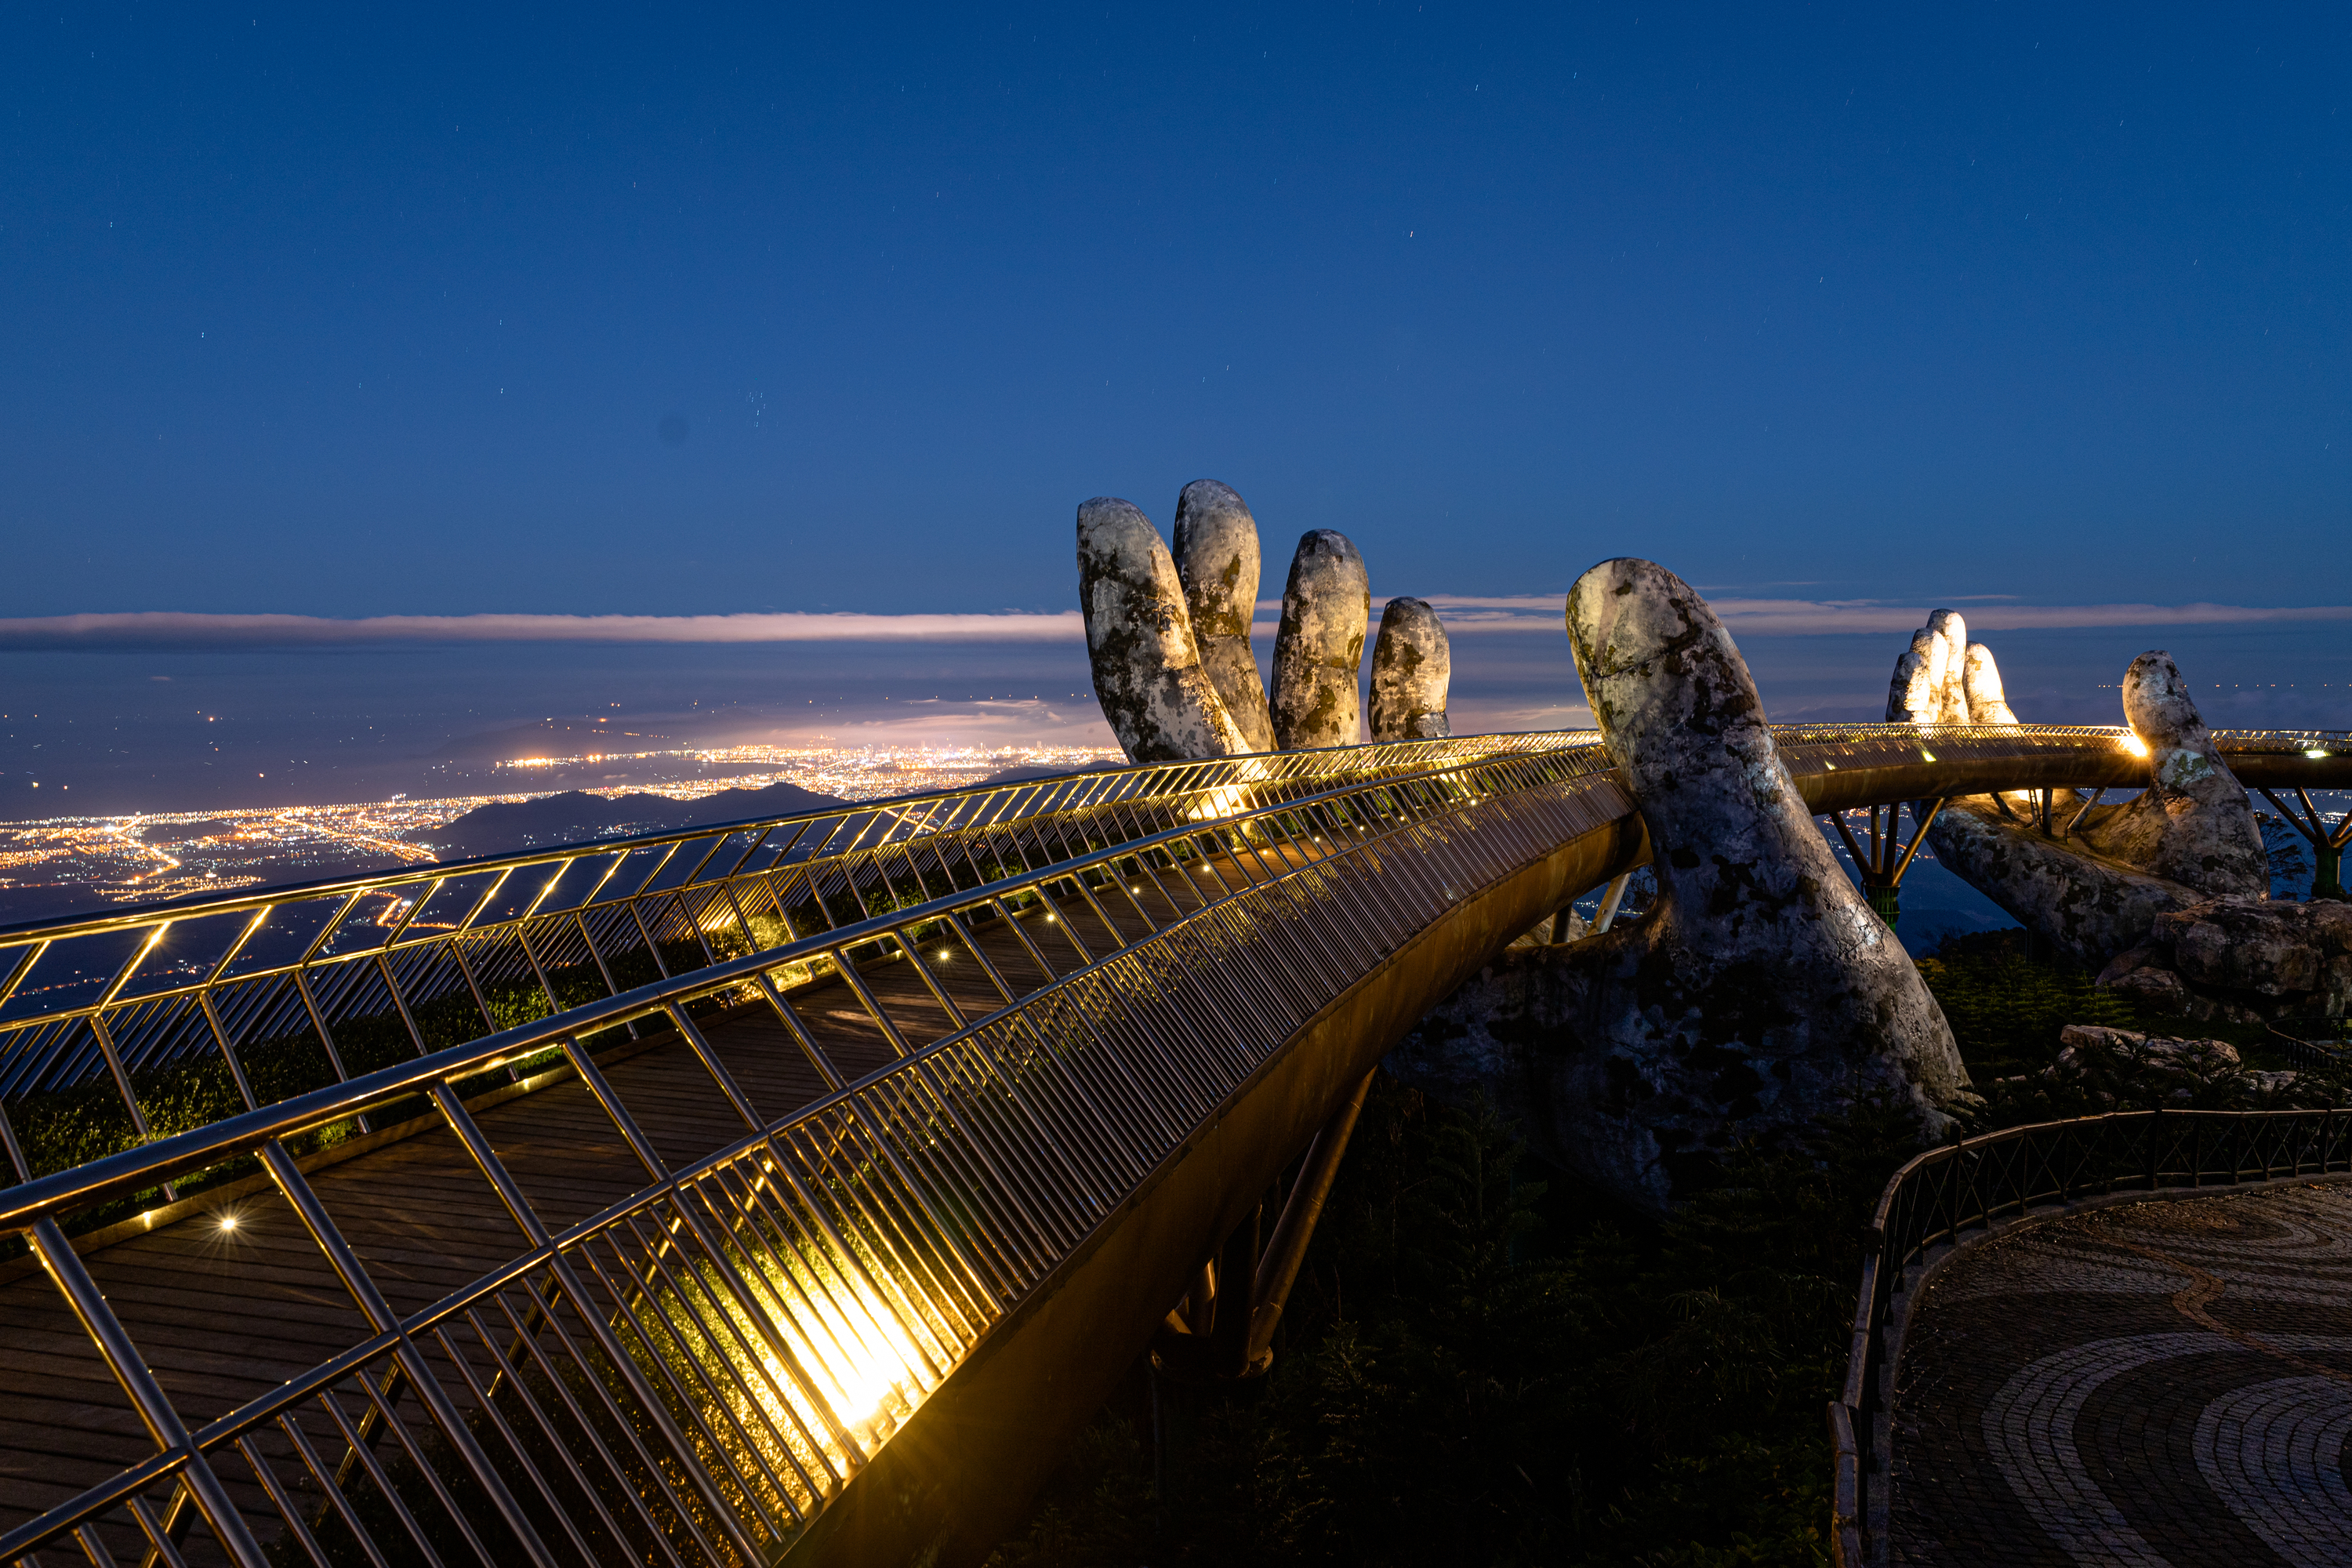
[1391, 561, 1970, 1211]
[1907, 622, 2268, 967]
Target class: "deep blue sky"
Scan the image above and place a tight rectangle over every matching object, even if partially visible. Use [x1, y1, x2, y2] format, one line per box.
[5, 3, 2348, 620]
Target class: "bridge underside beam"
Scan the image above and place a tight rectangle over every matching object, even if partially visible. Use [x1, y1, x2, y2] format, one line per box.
[1788, 744, 2351, 815]
[782, 809, 1652, 1566]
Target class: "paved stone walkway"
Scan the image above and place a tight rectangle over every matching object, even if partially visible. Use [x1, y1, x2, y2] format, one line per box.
[1889, 1181, 2352, 1566]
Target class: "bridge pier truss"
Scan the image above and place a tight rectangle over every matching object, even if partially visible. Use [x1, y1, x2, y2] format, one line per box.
[1823, 797, 1951, 928]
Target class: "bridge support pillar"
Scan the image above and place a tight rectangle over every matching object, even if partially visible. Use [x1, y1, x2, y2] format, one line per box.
[1825, 799, 1948, 930]
[1153, 1069, 1378, 1382]
[2257, 786, 2351, 901]
[1210, 1204, 1263, 1377]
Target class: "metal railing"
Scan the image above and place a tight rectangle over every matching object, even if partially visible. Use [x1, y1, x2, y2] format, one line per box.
[3, 719, 2343, 1563]
[0, 738, 1638, 1565]
[0, 731, 1583, 1183]
[12, 720, 2338, 1180]
[1829, 1106, 2352, 1567]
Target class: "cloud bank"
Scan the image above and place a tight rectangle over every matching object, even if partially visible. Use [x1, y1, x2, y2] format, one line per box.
[0, 610, 1089, 648]
[1413, 596, 2352, 637]
[2, 597, 2346, 650]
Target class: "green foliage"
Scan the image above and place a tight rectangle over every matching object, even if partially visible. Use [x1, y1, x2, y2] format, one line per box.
[1918, 928, 2352, 1128]
[986, 1082, 1911, 1566]
[987, 927, 2351, 1568]
[1912, 929, 2141, 1081]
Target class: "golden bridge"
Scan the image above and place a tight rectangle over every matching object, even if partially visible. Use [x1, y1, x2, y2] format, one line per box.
[0, 724, 2346, 1566]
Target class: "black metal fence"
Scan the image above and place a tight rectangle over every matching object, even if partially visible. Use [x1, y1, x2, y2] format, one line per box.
[1829, 1105, 2352, 1567]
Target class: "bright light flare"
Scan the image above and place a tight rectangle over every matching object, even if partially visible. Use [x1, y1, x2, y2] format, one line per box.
[2122, 734, 2150, 757]
[1186, 782, 1254, 823]
[760, 1273, 920, 1438]
[714, 1254, 934, 1491]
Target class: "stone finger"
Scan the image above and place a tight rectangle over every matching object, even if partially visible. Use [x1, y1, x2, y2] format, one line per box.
[1171, 479, 1276, 753]
[1368, 597, 1450, 742]
[1076, 496, 1250, 764]
[1887, 627, 1939, 724]
[1963, 641, 2020, 725]
[1268, 529, 1370, 750]
[1926, 608, 1970, 723]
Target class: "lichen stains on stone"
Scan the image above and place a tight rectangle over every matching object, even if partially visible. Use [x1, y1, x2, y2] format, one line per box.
[1395, 558, 1971, 1214]
[1369, 596, 1451, 742]
[1269, 529, 1370, 750]
[1171, 480, 1276, 753]
[1076, 496, 1250, 764]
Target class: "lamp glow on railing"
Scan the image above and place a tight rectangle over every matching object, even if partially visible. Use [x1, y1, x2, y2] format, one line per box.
[2122, 733, 2150, 757]
[648, 1224, 936, 1526]
[1186, 781, 1254, 824]
[753, 1264, 925, 1447]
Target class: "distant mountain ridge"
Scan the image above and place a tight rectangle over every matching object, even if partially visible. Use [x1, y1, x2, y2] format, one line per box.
[419, 779, 847, 862]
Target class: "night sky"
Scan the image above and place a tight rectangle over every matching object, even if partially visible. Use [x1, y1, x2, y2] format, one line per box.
[2, 5, 2347, 812]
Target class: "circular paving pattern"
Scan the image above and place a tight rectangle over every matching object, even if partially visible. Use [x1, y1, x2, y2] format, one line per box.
[1889, 1181, 2352, 1566]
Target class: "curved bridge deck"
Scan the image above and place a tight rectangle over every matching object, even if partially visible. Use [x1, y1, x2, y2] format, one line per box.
[1888, 1181, 2352, 1566]
[0, 877, 1162, 1538]
[0, 724, 2343, 1566]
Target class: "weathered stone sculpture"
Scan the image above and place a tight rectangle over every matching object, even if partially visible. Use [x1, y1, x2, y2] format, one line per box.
[1076, 497, 1250, 764]
[1267, 530, 1370, 750]
[1924, 809, 2187, 968]
[1367, 597, 1450, 742]
[1923, 647, 2267, 967]
[1888, 610, 1980, 724]
[1926, 608, 1969, 723]
[1391, 559, 1972, 1212]
[1171, 480, 1277, 753]
[2096, 652, 2268, 895]
[1962, 642, 2019, 724]
[1886, 627, 1944, 724]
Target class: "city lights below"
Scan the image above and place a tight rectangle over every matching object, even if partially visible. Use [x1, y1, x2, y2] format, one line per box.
[0, 744, 1118, 921]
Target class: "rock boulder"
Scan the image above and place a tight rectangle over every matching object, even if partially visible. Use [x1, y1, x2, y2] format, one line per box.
[2098, 895, 2352, 1023]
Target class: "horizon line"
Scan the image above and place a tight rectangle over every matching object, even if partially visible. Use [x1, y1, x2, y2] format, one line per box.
[2, 597, 2349, 649]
